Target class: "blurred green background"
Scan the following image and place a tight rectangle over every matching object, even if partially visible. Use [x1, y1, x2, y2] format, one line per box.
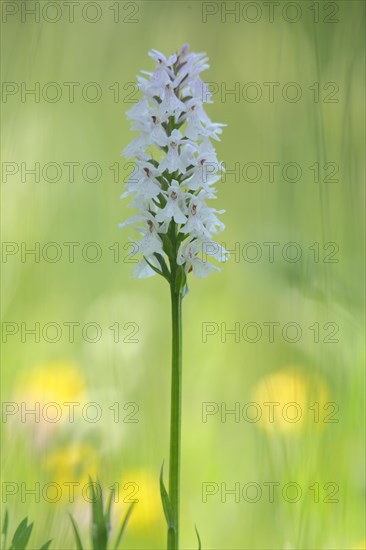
[1, 1, 365, 548]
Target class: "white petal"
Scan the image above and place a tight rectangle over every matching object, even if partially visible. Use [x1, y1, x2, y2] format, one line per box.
[132, 259, 157, 278]
[192, 259, 220, 278]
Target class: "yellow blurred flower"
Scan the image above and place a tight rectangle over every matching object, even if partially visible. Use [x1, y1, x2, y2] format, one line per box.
[113, 469, 164, 533]
[252, 367, 329, 434]
[10, 362, 88, 447]
[45, 443, 98, 481]
[44, 443, 99, 505]
[14, 361, 87, 405]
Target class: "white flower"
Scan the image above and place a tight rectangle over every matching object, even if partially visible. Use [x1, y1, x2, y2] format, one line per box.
[149, 48, 177, 68]
[177, 239, 220, 278]
[184, 141, 222, 191]
[158, 130, 191, 174]
[127, 100, 168, 146]
[181, 99, 210, 140]
[159, 84, 186, 120]
[155, 181, 188, 224]
[122, 135, 150, 160]
[132, 257, 159, 279]
[190, 77, 214, 103]
[121, 162, 162, 200]
[201, 240, 230, 263]
[120, 45, 228, 282]
[180, 194, 225, 241]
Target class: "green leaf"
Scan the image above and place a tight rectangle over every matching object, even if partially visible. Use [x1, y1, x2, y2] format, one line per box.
[159, 463, 176, 544]
[143, 256, 163, 278]
[90, 478, 108, 550]
[167, 218, 176, 239]
[154, 253, 171, 281]
[182, 283, 189, 298]
[175, 266, 187, 295]
[147, 158, 159, 168]
[68, 514, 84, 550]
[105, 485, 115, 536]
[39, 540, 52, 550]
[195, 525, 202, 550]
[10, 517, 33, 550]
[113, 502, 135, 549]
[2, 508, 9, 535]
[160, 234, 174, 260]
[2, 508, 9, 548]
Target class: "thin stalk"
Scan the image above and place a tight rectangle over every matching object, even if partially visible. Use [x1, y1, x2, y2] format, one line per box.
[168, 260, 183, 549]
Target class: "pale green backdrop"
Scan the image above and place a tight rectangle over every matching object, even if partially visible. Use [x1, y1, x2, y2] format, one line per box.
[1, 1, 365, 549]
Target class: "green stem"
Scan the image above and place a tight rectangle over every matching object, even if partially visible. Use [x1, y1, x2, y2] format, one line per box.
[168, 271, 182, 549]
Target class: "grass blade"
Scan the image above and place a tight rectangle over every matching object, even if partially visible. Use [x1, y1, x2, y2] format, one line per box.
[159, 463, 176, 546]
[39, 540, 52, 550]
[90, 478, 108, 550]
[159, 463, 175, 531]
[113, 502, 135, 549]
[105, 485, 116, 535]
[68, 514, 84, 550]
[2, 508, 9, 549]
[11, 518, 33, 550]
[195, 525, 202, 550]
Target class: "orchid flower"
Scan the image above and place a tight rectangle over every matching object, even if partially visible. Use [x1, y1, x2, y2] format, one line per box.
[120, 45, 228, 550]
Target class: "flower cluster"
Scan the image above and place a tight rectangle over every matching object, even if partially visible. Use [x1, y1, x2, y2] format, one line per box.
[120, 44, 228, 285]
